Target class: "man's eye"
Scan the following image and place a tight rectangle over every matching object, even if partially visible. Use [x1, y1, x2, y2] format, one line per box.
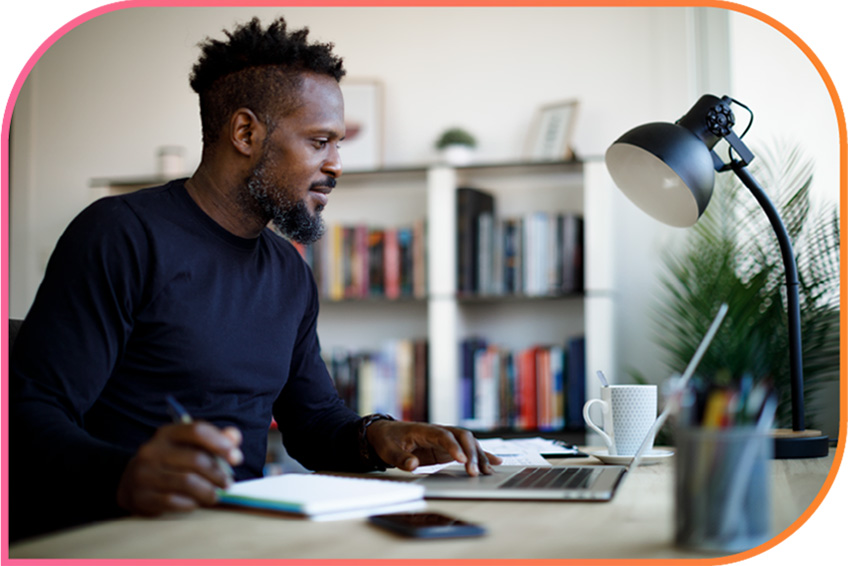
[314, 139, 328, 148]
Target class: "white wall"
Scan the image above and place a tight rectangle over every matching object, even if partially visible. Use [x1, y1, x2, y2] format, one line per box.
[8, 5, 694, 381]
[7, 5, 840, 434]
[730, 11, 840, 207]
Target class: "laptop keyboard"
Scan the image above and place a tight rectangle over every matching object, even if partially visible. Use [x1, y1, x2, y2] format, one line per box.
[501, 467, 593, 490]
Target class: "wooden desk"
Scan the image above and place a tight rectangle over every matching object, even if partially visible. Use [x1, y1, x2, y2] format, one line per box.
[8, 449, 837, 560]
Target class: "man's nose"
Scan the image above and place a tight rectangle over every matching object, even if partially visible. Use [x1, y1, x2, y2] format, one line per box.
[323, 146, 342, 178]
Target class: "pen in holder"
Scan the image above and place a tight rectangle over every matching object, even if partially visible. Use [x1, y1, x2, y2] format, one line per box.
[674, 384, 777, 553]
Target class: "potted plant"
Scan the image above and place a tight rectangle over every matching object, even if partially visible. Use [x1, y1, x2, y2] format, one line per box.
[435, 127, 477, 165]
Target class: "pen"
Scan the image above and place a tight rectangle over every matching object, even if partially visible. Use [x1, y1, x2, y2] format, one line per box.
[165, 394, 235, 480]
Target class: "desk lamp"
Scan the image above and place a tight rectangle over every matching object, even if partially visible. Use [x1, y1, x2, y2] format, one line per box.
[604, 94, 829, 459]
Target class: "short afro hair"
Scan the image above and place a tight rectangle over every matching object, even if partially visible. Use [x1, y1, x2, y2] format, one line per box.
[190, 17, 346, 146]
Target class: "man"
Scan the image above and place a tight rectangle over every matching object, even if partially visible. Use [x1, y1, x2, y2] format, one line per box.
[9, 17, 500, 542]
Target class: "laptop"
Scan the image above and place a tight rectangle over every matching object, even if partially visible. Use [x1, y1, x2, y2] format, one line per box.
[414, 461, 627, 502]
[413, 304, 728, 502]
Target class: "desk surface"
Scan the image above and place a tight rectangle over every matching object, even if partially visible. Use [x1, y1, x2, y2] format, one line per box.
[9, 448, 837, 560]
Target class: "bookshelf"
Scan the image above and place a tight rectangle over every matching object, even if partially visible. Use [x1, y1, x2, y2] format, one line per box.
[90, 157, 616, 435]
[421, 160, 615, 429]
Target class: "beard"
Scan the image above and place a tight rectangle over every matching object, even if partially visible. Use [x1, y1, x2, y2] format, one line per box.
[243, 155, 326, 245]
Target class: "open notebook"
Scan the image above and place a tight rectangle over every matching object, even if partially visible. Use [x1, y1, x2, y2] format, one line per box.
[218, 473, 425, 521]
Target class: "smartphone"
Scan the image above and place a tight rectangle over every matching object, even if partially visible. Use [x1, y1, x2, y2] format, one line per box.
[368, 512, 487, 539]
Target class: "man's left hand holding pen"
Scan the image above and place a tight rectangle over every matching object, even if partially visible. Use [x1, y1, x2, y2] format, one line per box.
[116, 396, 243, 517]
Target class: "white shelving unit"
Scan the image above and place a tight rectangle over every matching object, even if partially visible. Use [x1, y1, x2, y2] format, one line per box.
[317, 159, 616, 427]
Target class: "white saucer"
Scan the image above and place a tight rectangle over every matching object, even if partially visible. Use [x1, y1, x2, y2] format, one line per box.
[587, 448, 674, 466]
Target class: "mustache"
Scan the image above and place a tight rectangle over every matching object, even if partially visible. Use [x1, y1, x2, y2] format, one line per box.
[310, 178, 336, 190]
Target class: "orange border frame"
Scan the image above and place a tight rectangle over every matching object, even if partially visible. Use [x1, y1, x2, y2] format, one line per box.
[1, 1, 844, 565]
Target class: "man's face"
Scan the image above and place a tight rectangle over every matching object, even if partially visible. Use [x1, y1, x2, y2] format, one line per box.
[243, 73, 344, 244]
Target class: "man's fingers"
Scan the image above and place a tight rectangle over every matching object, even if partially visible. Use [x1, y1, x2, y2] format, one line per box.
[484, 450, 504, 466]
[450, 429, 482, 476]
[373, 436, 421, 471]
[423, 426, 468, 462]
[131, 488, 204, 516]
[165, 422, 243, 465]
[117, 421, 244, 517]
[423, 427, 499, 476]
[367, 421, 499, 477]
[162, 447, 233, 488]
[118, 455, 222, 516]
[135, 442, 229, 494]
[399, 454, 420, 471]
[157, 467, 222, 506]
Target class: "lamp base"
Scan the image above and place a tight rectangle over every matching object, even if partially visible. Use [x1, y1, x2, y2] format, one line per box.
[772, 428, 830, 459]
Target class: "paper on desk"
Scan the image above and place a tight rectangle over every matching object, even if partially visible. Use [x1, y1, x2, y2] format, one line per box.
[505, 437, 582, 457]
[412, 437, 555, 474]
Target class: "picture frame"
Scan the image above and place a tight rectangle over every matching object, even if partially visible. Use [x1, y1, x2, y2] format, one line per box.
[339, 80, 384, 171]
[526, 99, 579, 161]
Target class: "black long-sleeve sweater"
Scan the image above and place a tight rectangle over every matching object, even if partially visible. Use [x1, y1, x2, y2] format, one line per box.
[10, 180, 366, 541]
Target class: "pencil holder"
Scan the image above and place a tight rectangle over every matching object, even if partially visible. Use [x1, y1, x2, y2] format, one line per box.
[674, 427, 772, 553]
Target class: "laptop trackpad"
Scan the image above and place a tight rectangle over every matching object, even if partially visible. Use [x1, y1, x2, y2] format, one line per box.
[417, 466, 532, 488]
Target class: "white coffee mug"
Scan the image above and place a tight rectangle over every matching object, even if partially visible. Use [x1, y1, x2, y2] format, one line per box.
[583, 384, 657, 456]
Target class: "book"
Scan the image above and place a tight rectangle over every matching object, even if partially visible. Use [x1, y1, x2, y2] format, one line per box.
[329, 224, 344, 300]
[342, 226, 356, 298]
[522, 212, 550, 296]
[357, 354, 377, 415]
[498, 350, 516, 429]
[412, 218, 427, 299]
[397, 226, 414, 297]
[218, 473, 425, 521]
[477, 211, 494, 295]
[517, 347, 539, 430]
[491, 217, 504, 296]
[384, 227, 400, 299]
[353, 224, 369, 298]
[560, 214, 585, 294]
[535, 347, 552, 430]
[549, 345, 565, 430]
[503, 217, 524, 295]
[473, 344, 500, 429]
[456, 187, 495, 295]
[565, 336, 586, 429]
[396, 339, 415, 421]
[373, 343, 401, 417]
[412, 340, 429, 422]
[367, 228, 385, 297]
[460, 337, 487, 421]
[328, 346, 356, 410]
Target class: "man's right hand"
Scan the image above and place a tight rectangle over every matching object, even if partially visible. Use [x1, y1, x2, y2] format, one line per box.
[116, 422, 243, 516]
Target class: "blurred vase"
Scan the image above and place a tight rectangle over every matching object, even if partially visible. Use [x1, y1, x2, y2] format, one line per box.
[441, 144, 475, 166]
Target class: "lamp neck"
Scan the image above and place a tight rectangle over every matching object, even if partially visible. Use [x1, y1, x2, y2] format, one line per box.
[731, 162, 805, 432]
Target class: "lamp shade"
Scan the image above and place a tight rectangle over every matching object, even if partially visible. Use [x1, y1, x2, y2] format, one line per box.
[605, 122, 715, 227]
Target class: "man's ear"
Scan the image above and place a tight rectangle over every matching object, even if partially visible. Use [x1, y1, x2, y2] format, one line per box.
[229, 108, 265, 157]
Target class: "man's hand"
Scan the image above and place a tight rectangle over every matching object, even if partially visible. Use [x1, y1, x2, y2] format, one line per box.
[366, 420, 502, 476]
[116, 422, 243, 516]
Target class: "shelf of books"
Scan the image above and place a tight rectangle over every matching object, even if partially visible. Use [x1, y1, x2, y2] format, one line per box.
[310, 159, 616, 435]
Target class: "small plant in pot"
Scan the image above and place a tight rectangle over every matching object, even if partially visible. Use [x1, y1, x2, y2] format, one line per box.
[435, 127, 477, 165]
